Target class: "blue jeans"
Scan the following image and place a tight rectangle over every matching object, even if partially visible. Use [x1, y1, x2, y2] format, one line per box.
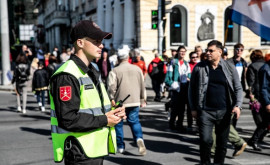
[114, 106, 143, 149]
[36, 90, 45, 106]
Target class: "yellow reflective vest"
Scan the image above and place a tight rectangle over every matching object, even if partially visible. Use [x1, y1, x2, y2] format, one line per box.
[49, 60, 117, 162]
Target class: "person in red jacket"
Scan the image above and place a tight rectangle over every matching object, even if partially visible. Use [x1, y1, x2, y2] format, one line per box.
[148, 52, 167, 101]
[132, 49, 147, 79]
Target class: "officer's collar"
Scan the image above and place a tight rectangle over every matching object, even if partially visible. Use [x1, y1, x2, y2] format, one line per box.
[70, 55, 90, 73]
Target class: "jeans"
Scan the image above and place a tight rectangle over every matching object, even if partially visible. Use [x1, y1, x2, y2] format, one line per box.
[198, 109, 231, 164]
[16, 85, 27, 110]
[115, 106, 143, 149]
[36, 90, 46, 106]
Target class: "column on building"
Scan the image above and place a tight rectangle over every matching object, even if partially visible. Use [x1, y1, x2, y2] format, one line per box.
[104, 0, 113, 48]
[113, 0, 123, 49]
[123, 0, 135, 48]
[50, 28, 55, 51]
[97, 0, 105, 31]
[55, 25, 61, 50]
[47, 28, 51, 51]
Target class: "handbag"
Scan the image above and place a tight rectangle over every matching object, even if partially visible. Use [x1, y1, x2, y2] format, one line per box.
[249, 99, 261, 113]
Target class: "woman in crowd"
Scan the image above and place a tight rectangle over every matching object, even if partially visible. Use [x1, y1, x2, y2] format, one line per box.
[12, 53, 30, 114]
[32, 62, 49, 112]
[97, 49, 111, 86]
[247, 50, 266, 126]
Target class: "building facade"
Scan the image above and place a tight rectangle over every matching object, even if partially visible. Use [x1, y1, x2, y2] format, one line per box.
[36, 0, 269, 63]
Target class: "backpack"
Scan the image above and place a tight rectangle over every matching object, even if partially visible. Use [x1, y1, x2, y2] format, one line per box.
[149, 61, 165, 81]
[16, 64, 29, 83]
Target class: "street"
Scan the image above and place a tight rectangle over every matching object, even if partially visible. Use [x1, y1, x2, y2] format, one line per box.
[0, 88, 269, 165]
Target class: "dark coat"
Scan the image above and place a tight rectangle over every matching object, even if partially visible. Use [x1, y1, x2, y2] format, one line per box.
[258, 61, 270, 106]
[247, 59, 265, 99]
[97, 59, 111, 81]
[32, 68, 49, 91]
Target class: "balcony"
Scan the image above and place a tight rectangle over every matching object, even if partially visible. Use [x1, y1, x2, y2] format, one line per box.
[44, 10, 70, 28]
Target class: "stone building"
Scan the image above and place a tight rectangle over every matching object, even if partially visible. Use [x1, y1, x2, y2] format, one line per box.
[36, 0, 270, 63]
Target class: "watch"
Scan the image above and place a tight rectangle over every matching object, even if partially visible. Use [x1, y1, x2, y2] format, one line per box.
[235, 106, 242, 110]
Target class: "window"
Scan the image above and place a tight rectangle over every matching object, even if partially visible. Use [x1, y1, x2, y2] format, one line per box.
[224, 6, 240, 46]
[170, 5, 187, 46]
[261, 38, 270, 45]
[19, 24, 35, 41]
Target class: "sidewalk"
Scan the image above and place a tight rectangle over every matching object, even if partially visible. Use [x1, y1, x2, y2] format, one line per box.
[0, 84, 14, 92]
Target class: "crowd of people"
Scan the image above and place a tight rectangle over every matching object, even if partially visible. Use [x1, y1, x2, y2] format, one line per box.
[147, 41, 270, 164]
[11, 44, 74, 113]
[10, 20, 270, 165]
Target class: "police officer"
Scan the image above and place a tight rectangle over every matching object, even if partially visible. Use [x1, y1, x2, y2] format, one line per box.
[49, 20, 126, 165]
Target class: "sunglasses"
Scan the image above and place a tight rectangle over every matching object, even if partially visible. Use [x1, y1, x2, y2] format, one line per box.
[235, 48, 244, 52]
[191, 56, 198, 59]
[85, 38, 102, 46]
[205, 49, 216, 53]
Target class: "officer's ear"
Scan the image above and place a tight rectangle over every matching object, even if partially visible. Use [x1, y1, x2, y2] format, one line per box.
[76, 39, 85, 49]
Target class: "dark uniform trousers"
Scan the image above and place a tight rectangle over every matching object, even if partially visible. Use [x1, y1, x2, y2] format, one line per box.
[64, 138, 104, 165]
[198, 109, 231, 165]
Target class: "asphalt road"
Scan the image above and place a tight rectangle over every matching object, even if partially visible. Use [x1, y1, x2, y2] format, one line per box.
[0, 89, 269, 165]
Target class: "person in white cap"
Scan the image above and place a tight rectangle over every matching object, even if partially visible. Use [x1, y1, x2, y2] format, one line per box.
[107, 46, 147, 155]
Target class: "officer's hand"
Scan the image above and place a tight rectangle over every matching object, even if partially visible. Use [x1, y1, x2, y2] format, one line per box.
[191, 111, 197, 119]
[114, 106, 127, 120]
[105, 110, 121, 127]
[232, 107, 241, 119]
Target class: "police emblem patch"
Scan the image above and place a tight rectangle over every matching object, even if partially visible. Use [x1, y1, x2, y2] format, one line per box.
[60, 86, 72, 101]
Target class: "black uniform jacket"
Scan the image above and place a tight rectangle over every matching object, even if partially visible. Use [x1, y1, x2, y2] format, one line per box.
[50, 55, 108, 132]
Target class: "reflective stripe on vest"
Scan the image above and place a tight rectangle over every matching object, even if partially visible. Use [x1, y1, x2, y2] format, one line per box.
[50, 60, 116, 162]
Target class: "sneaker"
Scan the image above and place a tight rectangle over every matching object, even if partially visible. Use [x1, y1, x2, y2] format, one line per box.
[233, 142, 247, 157]
[38, 102, 42, 107]
[117, 148, 125, 154]
[137, 138, 146, 156]
[17, 106, 22, 112]
[22, 109, 26, 114]
[41, 106, 45, 112]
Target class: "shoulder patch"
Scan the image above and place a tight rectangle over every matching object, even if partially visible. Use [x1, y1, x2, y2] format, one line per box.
[59, 86, 72, 101]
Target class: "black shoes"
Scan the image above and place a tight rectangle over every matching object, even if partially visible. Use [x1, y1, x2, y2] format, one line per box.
[154, 97, 161, 102]
[232, 142, 247, 157]
[165, 102, 170, 111]
[247, 140, 262, 151]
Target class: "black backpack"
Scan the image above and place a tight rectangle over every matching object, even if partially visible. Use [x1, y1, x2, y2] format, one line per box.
[16, 64, 29, 83]
[149, 61, 165, 81]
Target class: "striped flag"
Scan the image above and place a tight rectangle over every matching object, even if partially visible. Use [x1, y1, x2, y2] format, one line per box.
[231, 0, 270, 41]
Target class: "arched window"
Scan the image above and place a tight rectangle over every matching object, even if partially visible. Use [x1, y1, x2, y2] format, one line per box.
[170, 5, 187, 46]
[224, 6, 240, 45]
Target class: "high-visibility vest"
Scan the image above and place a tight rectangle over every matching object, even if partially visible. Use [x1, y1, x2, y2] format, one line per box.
[49, 60, 116, 162]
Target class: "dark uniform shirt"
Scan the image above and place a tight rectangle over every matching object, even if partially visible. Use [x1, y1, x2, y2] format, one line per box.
[50, 55, 108, 132]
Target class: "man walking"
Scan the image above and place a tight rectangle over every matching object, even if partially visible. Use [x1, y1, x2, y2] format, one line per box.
[107, 46, 147, 155]
[189, 40, 243, 164]
[49, 20, 126, 165]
